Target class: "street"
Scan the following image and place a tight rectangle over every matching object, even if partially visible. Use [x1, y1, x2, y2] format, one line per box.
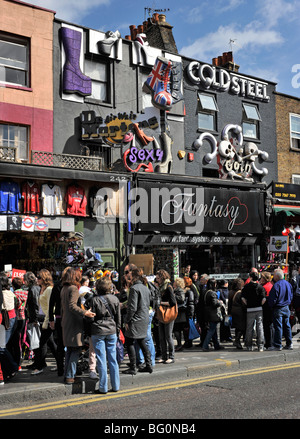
[1, 362, 300, 421]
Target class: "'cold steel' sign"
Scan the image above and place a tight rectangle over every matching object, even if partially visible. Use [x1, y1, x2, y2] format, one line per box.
[186, 62, 270, 102]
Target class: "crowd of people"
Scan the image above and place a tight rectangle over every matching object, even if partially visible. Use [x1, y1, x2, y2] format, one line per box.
[0, 262, 299, 391]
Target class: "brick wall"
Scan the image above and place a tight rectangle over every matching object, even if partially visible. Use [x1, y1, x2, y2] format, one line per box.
[275, 93, 300, 183]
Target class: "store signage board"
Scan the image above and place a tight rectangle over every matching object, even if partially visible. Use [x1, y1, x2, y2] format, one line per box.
[132, 182, 264, 235]
[272, 182, 300, 202]
[12, 269, 26, 279]
[269, 236, 288, 252]
[186, 61, 270, 102]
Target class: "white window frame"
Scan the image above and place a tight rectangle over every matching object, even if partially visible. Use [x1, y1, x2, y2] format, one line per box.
[197, 93, 219, 131]
[292, 174, 300, 185]
[84, 59, 109, 102]
[242, 102, 261, 139]
[0, 33, 29, 87]
[0, 123, 29, 161]
[290, 113, 300, 152]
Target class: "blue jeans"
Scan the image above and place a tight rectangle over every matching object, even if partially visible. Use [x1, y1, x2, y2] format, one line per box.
[202, 322, 220, 350]
[135, 311, 156, 366]
[91, 334, 120, 393]
[64, 347, 81, 379]
[272, 306, 293, 348]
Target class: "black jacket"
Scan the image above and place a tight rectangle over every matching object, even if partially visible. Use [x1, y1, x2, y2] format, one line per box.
[87, 293, 121, 337]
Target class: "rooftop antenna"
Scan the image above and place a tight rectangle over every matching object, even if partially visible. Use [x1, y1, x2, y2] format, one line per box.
[229, 38, 239, 70]
[144, 7, 170, 21]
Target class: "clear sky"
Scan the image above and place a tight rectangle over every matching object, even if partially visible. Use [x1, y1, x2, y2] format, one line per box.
[27, 0, 300, 97]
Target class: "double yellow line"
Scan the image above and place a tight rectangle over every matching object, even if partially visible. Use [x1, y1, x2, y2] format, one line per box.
[1, 362, 300, 417]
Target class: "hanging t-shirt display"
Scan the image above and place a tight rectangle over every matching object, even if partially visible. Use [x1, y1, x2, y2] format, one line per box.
[22, 181, 40, 214]
[41, 183, 63, 216]
[0, 181, 21, 213]
[65, 184, 87, 217]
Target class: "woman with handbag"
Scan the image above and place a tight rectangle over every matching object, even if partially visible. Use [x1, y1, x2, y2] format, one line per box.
[201, 278, 225, 352]
[156, 269, 177, 364]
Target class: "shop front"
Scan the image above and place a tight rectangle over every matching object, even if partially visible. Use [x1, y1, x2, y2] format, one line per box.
[127, 175, 266, 280]
[0, 163, 128, 278]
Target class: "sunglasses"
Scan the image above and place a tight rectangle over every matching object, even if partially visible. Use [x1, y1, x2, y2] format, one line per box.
[124, 270, 131, 275]
[36, 275, 41, 279]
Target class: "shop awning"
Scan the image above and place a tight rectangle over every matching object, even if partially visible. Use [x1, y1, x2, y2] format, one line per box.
[273, 204, 300, 216]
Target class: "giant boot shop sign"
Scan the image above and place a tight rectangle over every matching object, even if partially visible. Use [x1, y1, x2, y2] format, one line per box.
[130, 181, 265, 235]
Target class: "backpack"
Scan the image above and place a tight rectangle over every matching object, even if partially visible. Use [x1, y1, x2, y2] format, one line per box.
[147, 281, 160, 309]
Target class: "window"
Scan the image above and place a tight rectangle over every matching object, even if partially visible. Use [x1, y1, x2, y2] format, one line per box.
[0, 33, 29, 87]
[0, 124, 29, 161]
[197, 93, 219, 131]
[84, 59, 108, 102]
[242, 103, 261, 139]
[292, 175, 300, 185]
[290, 114, 300, 151]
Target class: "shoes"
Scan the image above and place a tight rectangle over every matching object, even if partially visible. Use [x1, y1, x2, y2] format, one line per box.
[214, 346, 225, 351]
[246, 346, 253, 351]
[95, 389, 107, 394]
[201, 348, 210, 352]
[284, 344, 293, 350]
[65, 378, 75, 385]
[122, 368, 137, 375]
[51, 367, 58, 372]
[156, 359, 165, 363]
[89, 371, 98, 379]
[164, 359, 174, 364]
[97, 30, 121, 56]
[143, 56, 173, 110]
[138, 365, 153, 373]
[108, 388, 119, 393]
[31, 369, 43, 376]
[258, 346, 264, 352]
[0, 381, 4, 386]
[267, 346, 282, 351]
[175, 345, 184, 352]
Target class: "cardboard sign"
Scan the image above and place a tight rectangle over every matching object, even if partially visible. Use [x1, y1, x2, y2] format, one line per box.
[12, 269, 26, 279]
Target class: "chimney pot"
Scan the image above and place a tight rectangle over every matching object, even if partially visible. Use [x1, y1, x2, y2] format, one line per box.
[138, 25, 144, 33]
[212, 57, 218, 66]
[158, 14, 166, 23]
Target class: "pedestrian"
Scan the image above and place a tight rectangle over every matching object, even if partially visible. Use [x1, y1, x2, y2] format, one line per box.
[195, 273, 209, 347]
[219, 279, 232, 342]
[201, 278, 225, 352]
[182, 276, 195, 349]
[267, 268, 293, 351]
[241, 271, 266, 351]
[173, 277, 187, 351]
[190, 270, 200, 291]
[228, 278, 246, 349]
[60, 267, 95, 384]
[0, 274, 18, 381]
[24, 272, 40, 325]
[244, 267, 259, 285]
[259, 272, 274, 349]
[86, 277, 121, 394]
[291, 267, 300, 325]
[31, 269, 58, 375]
[9, 277, 28, 370]
[122, 264, 153, 374]
[48, 277, 65, 376]
[156, 269, 177, 364]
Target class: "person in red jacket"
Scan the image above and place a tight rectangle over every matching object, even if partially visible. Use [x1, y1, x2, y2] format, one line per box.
[260, 272, 274, 349]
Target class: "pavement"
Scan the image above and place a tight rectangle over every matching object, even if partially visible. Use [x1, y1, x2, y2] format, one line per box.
[1, 333, 300, 406]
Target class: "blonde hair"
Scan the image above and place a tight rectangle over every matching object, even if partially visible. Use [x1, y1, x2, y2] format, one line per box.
[174, 277, 185, 289]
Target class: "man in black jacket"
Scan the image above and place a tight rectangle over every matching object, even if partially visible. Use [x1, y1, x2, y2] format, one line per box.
[241, 271, 266, 351]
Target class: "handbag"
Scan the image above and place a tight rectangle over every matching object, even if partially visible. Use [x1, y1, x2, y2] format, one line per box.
[119, 329, 125, 344]
[188, 318, 201, 340]
[156, 303, 178, 324]
[1, 309, 10, 330]
[27, 322, 41, 350]
[116, 338, 124, 364]
[224, 315, 232, 327]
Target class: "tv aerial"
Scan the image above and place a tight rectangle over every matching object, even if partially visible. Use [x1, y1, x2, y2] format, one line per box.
[144, 7, 170, 20]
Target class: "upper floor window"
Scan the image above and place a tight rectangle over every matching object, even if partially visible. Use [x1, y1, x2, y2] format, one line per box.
[0, 123, 29, 161]
[0, 33, 29, 87]
[292, 174, 300, 185]
[84, 59, 109, 102]
[197, 93, 219, 131]
[290, 114, 300, 151]
[242, 103, 261, 139]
